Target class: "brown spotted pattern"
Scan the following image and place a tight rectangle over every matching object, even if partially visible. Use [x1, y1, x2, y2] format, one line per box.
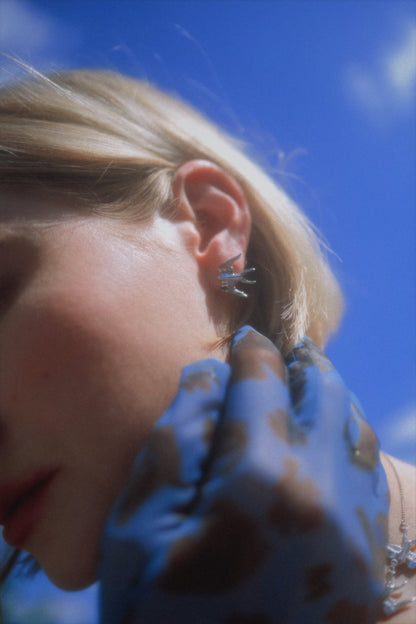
[213, 419, 249, 475]
[348, 542, 370, 577]
[181, 369, 221, 393]
[286, 339, 333, 411]
[225, 615, 273, 623]
[116, 425, 181, 527]
[101, 331, 387, 623]
[287, 339, 334, 375]
[203, 415, 217, 448]
[325, 599, 372, 623]
[268, 407, 289, 442]
[121, 608, 138, 624]
[304, 563, 333, 602]
[268, 457, 325, 535]
[356, 506, 388, 581]
[158, 500, 267, 594]
[268, 408, 307, 446]
[231, 330, 286, 384]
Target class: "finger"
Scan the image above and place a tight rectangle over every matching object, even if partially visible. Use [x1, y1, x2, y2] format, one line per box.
[285, 339, 388, 594]
[110, 358, 230, 529]
[207, 327, 291, 487]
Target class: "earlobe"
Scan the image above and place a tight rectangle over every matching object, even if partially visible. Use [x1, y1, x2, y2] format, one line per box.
[171, 160, 252, 278]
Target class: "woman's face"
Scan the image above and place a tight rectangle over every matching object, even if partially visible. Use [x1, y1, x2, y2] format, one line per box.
[0, 192, 224, 590]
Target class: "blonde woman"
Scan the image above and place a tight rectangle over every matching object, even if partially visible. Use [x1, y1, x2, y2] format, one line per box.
[0, 69, 414, 623]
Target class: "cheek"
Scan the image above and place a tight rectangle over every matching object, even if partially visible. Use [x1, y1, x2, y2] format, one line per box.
[3, 303, 103, 407]
[1, 296, 149, 452]
[0, 289, 177, 465]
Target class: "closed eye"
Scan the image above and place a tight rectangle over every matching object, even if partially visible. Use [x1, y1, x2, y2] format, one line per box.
[0, 274, 20, 314]
[0, 234, 40, 316]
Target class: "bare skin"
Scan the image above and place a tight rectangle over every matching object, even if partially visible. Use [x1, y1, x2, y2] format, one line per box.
[0, 162, 252, 589]
[1, 162, 413, 615]
[378, 453, 416, 624]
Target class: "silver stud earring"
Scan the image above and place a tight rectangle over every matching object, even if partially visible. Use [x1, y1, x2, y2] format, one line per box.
[218, 253, 256, 298]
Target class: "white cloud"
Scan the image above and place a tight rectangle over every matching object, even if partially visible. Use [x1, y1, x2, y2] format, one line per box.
[378, 403, 416, 465]
[386, 25, 416, 93]
[345, 65, 383, 115]
[344, 21, 416, 123]
[0, 0, 78, 81]
[0, 0, 57, 51]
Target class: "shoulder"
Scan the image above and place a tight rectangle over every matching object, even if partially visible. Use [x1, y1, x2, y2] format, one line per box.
[381, 453, 416, 542]
[378, 453, 416, 624]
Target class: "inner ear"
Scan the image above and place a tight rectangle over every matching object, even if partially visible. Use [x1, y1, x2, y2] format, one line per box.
[188, 184, 239, 252]
[171, 160, 251, 259]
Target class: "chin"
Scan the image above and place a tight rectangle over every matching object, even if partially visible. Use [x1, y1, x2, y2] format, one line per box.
[42, 553, 98, 592]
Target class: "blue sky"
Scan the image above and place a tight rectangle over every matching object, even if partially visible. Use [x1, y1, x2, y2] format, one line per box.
[0, 1, 415, 620]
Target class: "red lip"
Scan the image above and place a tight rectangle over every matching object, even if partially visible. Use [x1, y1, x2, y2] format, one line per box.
[0, 469, 58, 547]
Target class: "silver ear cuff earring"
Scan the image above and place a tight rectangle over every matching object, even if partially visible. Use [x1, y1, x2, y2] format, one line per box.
[218, 253, 256, 298]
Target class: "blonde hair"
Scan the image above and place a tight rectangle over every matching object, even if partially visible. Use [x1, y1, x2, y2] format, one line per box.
[0, 68, 342, 354]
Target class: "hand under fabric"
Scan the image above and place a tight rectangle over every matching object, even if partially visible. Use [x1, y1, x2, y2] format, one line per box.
[99, 327, 389, 624]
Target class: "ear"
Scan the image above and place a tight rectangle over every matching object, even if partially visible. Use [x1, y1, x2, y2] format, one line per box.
[171, 160, 251, 278]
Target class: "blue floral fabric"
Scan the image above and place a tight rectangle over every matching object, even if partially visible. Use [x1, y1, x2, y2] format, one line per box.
[99, 326, 389, 623]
